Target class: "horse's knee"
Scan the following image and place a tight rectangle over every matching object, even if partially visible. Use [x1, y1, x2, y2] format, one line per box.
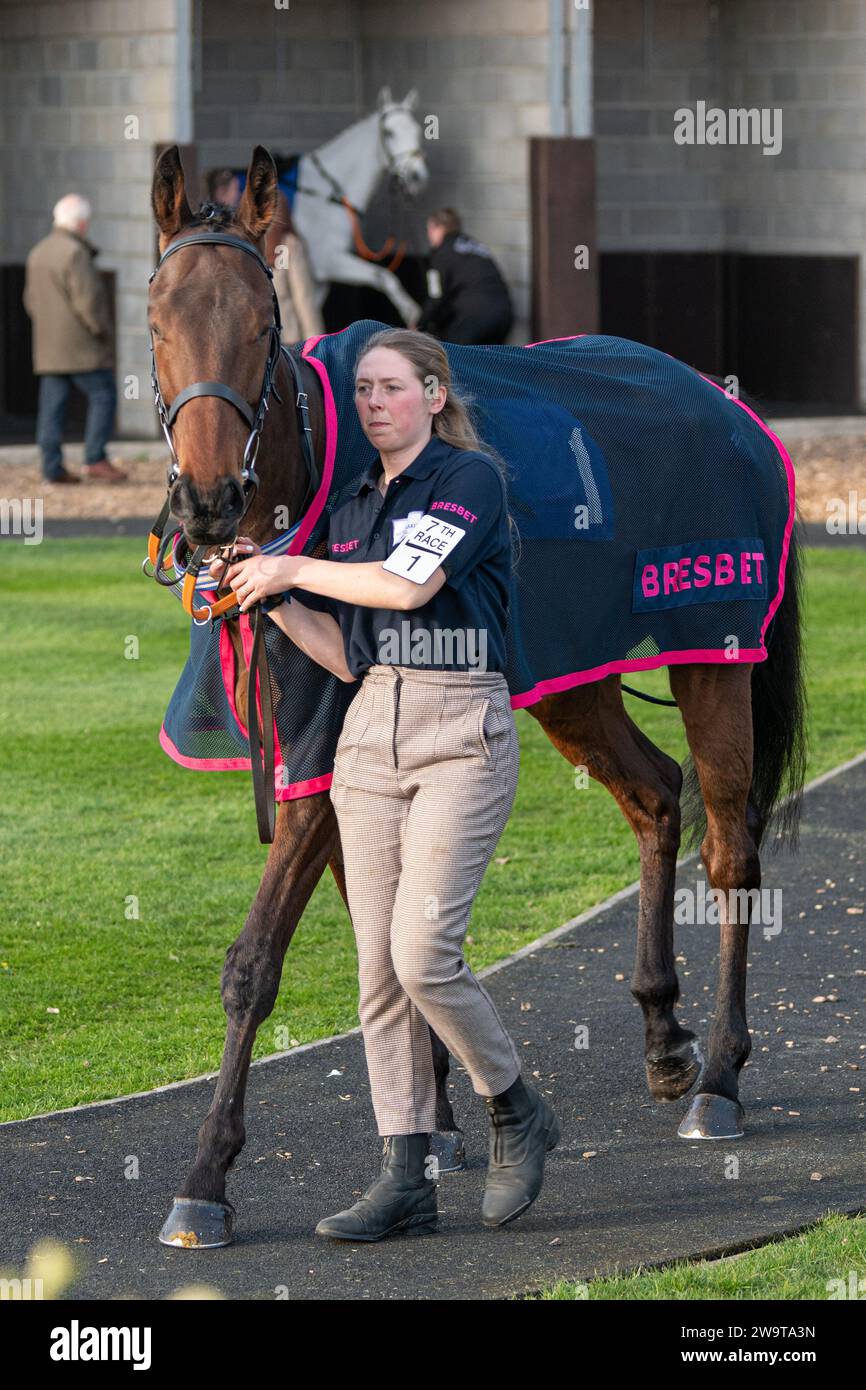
[701, 829, 761, 898]
[636, 775, 682, 858]
[220, 936, 281, 1024]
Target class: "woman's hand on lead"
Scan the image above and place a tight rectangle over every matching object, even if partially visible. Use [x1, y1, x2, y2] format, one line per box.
[206, 536, 260, 574]
[206, 538, 282, 613]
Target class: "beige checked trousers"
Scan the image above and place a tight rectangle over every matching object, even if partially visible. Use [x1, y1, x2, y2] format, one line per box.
[329, 663, 521, 1135]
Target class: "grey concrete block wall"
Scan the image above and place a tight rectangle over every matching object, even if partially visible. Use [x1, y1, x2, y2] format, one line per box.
[194, 2, 362, 174]
[594, 0, 866, 403]
[721, 0, 866, 405]
[0, 0, 185, 437]
[594, 0, 725, 254]
[0, 0, 562, 439]
[359, 0, 554, 337]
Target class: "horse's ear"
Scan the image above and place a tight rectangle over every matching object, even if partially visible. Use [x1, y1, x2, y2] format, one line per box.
[151, 145, 193, 243]
[403, 88, 418, 111]
[377, 85, 392, 109]
[236, 146, 278, 240]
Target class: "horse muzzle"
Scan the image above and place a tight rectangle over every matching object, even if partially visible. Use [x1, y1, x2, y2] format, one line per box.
[400, 158, 428, 197]
[170, 472, 248, 547]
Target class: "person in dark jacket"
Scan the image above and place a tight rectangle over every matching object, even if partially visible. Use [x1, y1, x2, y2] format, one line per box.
[23, 194, 127, 484]
[415, 209, 513, 346]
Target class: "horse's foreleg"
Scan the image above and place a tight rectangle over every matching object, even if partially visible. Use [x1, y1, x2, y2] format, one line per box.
[159, 793, 339, 1247]
[531, 679, 701, 1106]
[669, 664, 758, 1140]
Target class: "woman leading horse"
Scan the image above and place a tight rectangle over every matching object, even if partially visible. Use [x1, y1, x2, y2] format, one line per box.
[214, 329, 560, 1239]
[150, 143, 806, 1251]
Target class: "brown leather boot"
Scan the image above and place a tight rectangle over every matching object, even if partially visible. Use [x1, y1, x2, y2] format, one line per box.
[83, 458, 128, 483]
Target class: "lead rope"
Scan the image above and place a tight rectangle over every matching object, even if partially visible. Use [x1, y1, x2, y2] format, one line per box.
[247, 604, 277, 844]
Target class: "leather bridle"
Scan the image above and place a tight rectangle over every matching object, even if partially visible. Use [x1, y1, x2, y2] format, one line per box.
[142, 224, 322, 843]
[150, 230, 283, 478]
[143, 226, 319, 622]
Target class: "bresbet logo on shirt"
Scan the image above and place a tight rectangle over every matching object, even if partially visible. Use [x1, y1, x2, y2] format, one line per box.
[50, 1320, 152, 1371]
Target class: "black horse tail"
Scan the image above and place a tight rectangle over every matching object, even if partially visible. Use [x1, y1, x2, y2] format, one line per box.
[748, 523, 809, 848]
[682, 522, 809, 852]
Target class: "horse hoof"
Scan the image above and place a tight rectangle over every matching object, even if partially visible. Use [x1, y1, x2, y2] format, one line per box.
[646, 1036, 704, 1102]
[677, 1093, 745, 1140]
[430, 1131, 466, 1173]
[158, 1197, 234, 1248]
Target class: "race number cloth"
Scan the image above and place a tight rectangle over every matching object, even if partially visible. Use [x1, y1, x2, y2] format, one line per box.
[159, 321, 795, 801]
[382, 514, 468, 583]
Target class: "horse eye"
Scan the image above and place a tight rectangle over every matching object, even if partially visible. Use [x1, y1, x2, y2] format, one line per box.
[150, 323, 161, 339]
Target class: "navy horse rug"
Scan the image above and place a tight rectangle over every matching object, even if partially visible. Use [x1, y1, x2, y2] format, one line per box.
[159, 322, 795, 801]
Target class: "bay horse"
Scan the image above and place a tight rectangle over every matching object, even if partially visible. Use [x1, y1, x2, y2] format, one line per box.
[149, 145, 806, 1248]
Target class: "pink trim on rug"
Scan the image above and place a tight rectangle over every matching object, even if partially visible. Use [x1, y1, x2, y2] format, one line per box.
[219, 618, 248, 738]
[698, 373, 797, 648]
[523, 333, 588, 348]
[159, 725, 333, 800]
[159, 724, 251, 771]
[289, 330, 344, 556]
[510, 646, 768, 710]
[280, 771, 334, 799]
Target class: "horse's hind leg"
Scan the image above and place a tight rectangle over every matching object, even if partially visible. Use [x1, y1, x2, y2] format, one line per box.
[531, 678, 701, 1107]
[669, 663, 759, 1140]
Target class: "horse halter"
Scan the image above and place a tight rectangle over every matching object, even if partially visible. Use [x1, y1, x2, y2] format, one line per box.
[148, 228, 283, 494]
[143, 226, 319, 625]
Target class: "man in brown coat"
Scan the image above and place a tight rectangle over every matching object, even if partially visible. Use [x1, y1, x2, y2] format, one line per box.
[23, 193, 126, 483]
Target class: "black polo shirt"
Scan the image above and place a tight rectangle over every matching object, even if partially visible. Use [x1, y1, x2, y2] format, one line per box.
[295, 433, 511, 680]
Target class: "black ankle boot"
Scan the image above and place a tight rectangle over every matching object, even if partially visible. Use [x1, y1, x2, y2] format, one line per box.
[315, 1133, 438, 1242]
[481, 1075, 560, 1227]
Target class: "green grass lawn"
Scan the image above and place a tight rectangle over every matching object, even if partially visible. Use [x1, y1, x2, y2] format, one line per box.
[1, 541, 864, 1122]
[535, 1212, 866, 1300]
